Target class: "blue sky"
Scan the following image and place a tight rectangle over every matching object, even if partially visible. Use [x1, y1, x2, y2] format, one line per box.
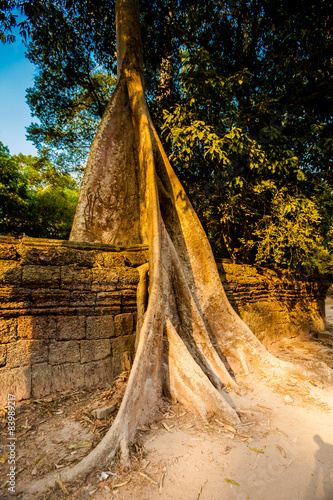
[0, 37, 38, 156]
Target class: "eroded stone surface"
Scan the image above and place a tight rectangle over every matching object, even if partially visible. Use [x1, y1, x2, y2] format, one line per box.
[0, 239, 329, 405]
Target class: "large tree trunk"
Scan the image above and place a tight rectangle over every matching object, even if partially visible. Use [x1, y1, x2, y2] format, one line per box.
[23, 0, 332, 494]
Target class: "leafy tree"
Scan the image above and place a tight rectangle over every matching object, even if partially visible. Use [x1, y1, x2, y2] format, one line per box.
[0, 143, 79, 238]
[0, 142, 31, 235]
[1, 0, 332, 268]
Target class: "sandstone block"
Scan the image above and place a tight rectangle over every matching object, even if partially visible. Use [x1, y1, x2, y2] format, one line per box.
[0, 244, 18, 260]
[0, 345, 6, 366]
[57, 316, 86, 340]
[117, 267, 139, 290]
[102, 253, 129, 268]
[49, 340, 80, 365]
[114, 313, 134, 337]
[84, 358, 113, 387]
[81, 339, 111, 363]
[96, 291, 122, 308]
[6, 340, 48, 368]
[31, 363, 52, 398]
[111, 334, 135, 376]
[0, 260, 21, 285]
[70, 291, 96, 307]
[61, 267, 92, 290]
[0, 366, 31, 405]
[91, 405, 116, 419]
[92, 268, 118, 292]
[31, 289, 70, 308]
[0, 287, 31, 310]
[51, 363, 85, 393]
[122, 250, 149, 267]
[17, 315, 57, 340]
[121, 290, 137, 313]
[22, 265, 60, 288]
[0, 318, 17, 343]
[86, 316, 114, 339]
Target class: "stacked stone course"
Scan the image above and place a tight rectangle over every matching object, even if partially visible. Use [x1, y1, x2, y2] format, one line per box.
[0, 237, 148, 405]
[0, 237, 330, 405]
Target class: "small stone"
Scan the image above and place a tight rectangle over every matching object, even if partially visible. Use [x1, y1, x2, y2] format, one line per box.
[284, 395, 293, 404]
[91, 405, 117, 419]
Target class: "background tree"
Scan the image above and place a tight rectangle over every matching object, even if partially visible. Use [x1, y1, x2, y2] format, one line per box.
[1, 0, 332, 267]
[0, 142, 79, 238]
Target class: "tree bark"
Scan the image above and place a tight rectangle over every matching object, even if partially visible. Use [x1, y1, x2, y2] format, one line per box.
[22, 0, 332, 494]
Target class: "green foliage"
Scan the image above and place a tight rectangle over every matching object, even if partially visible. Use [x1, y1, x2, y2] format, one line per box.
[0, 142, 31, 235]
[1, 0, 332, 270]
[0, 142, 79, 238]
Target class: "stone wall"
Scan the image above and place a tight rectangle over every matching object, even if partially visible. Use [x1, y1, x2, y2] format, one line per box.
[0, 237, 148, 406]
[0, 237, 330, 405]
[218, 261, 330, 344]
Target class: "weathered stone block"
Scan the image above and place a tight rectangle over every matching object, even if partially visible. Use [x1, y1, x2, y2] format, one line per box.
[91, 405, 116, 419]
[122, 250, 149, 267]
[0, 318, 17, 343]
[86, 316, 114, 339]
[0, 366, 31, 406]
[61, 267, 92, 290]
[0, 260, 21, 285]
[17, 316, 57, 340]
[22, 265, 60, 288]
[0, 345, 6, 366]
[70, 291, 96, 307]
[111, 334, 135, 376]
[96, 291, 122, 308]
[0, 287, 31, 310]
[49, 340, 80, 365]
[121, 290, 137, 313]
[117, 268, 140, 290]
[0, 243, 18, 260]
[6, 340, 48, 368]
[57, 316, 86, 340]
[84, 358, 113, 387]
[92, 268, 118, 291]
[102, 253, 129, 268]
[31, 363, 52, 398]
[114, 313, 134, 337]
[81, 339, 111, 363]
[51, 363, 85, 393]
[31, 289, 70, 308]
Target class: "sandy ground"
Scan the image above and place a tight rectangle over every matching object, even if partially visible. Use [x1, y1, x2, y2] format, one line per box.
[1, 303, 333, 500]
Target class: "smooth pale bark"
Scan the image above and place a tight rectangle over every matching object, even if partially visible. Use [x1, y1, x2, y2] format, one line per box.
[22, 0, 332, 494]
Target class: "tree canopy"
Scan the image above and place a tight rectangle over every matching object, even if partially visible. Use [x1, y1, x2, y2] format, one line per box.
[1, 0, 332, 269]
[0, 142, 79, 238]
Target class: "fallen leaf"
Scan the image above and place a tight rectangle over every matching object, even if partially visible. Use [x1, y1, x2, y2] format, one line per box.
[277, 445, 287, 458]
[139, 472, 159, 486]
[56, 474, 69, 495]
[112, 479, 131, 489]
[224, 478, 239, 486]
[162, 422, 173, 432]
[250, 447, 264, 454]
[68, 441, 92, 450]
[256, 404, 272, 411]
[0, 456, 6, 463]
[52, 440, 63, 445]
[224, 424, 237, 434]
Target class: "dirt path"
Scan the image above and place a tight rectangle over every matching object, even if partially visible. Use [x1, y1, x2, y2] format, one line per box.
[1, 310, 333, 499]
